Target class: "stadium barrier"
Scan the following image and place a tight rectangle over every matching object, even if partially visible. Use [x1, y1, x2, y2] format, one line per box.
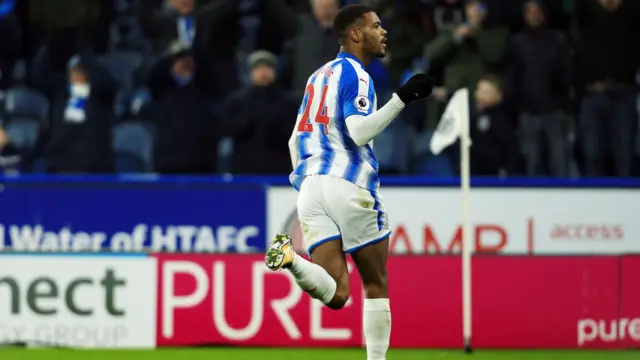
[0, 253, 638, 349]
[0, 175, 638, 349]
[0, 174, 639, 255]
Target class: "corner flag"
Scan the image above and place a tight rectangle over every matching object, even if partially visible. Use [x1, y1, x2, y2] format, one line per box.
[428, 87, 474, 352]
[429, 88, 470, 155]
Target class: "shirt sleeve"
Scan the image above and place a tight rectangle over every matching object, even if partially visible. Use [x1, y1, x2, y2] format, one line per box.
[341, 67, 375, 118]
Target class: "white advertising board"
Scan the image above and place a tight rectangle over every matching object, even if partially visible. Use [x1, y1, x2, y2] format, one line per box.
[268, 187, 640, 254]
[0, 255, 157, 348]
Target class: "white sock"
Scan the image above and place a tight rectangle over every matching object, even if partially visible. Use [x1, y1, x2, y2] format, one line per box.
[363, 298, 391, 360]
[288, 253, 337, 304]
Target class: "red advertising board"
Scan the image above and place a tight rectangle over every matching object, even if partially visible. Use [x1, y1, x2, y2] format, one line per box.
[154, 254, 640, 349]
[155, 254, 364, 347]
[618, 256, 640, 348]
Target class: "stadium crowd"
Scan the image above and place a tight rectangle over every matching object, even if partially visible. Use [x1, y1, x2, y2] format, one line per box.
[0, 0, 637, 177]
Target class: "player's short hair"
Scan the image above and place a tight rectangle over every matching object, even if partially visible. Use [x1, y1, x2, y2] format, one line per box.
[332, 5, 375, 45]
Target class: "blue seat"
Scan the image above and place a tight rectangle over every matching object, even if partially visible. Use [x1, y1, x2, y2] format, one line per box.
[109, 17, 153, 53]
[217, 137, 234, 174]
[4, 118, 40, 150]
[116, 152, 147, 173]
[414, 154, 454, 176]
[3, 88, 49, 121]
[411, 131, 455, 176]
[114, 88, 152, 119]
[31, 157, 46, 173]
[113, 121, 155, 173]
[375, 120, 412, 173]
[114, 89, 132, 119]
[129, 87, 152, 118]
[97, 51, 144, 89]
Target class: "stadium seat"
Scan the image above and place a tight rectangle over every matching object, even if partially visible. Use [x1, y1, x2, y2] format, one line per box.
[115, 152, 147, 173]
[114, 89, 132, 119]
[133, 56, 157, 87]
[115, 87, 152, 120]
[412, 130, 434, 155]
[3, 88, 49, 121]
[129, 87, 152, 118]
[375, 120, 411, 174]
[414, 153, 454, 176]
[31, 157, 46, 173]
[411, 131, 455, 176]
[218, 137, 234, 174]
[109, 17, 153, 53]
[4, 118, 39, 150]
[97, 51, 144, 89]
[114, 0, 138, 13]
[113, 121, 156, 172]
[12, 58, 27, 85]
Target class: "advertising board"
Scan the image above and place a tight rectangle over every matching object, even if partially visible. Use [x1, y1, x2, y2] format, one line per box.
[0, 255, 157, 348]
[154, 254, 640, 349]
[0, 183, 267, 253]
[155, 254, 364, 347]
[268, 187, 640, 254]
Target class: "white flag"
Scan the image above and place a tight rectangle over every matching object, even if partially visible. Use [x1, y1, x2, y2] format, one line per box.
[429, 88, 471, 155]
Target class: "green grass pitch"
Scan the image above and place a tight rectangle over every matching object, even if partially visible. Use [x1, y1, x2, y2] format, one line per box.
[0, 348, 639, 360]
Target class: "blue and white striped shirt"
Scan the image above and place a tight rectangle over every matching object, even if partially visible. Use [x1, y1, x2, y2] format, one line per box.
[289, 52, 379, 192]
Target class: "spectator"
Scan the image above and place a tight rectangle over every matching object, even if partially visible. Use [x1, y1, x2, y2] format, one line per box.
[191, 0, 241, 97]
[28, 0, 105, 68]
[146, 49, 218, 174]
[469, 74, 518, 176]
[426, 0, 510, 93]
[506, 0, 571, 176]
[373, 0, 426, 87]
[225, 50, 297, 174]
[573, 0, 640, 177]
[194, 0, 297, 97]
[432, 0, 466, 31]
[44, 55, 116, 173]
[27, 0, 113, 96]
[139, 0, 197, 55]
[237, 0, 298, 57]
[284, 0, 339, 97]
[425, 0, 510, 128]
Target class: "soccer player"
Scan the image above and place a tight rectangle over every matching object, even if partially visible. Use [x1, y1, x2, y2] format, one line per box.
[265, 4, 433, 359]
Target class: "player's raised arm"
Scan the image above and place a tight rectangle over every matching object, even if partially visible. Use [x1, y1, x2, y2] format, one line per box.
[344, 74, 434, 146]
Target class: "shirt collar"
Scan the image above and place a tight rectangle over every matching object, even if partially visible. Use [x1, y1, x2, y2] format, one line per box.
[336, 52, 364, 68]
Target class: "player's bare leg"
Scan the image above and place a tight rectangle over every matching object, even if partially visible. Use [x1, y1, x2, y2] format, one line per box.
[351, 237, 391, 360]
[266, 234, 350, 309]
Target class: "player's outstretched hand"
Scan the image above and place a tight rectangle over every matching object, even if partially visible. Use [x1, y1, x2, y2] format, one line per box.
[395, 74, 435, 105]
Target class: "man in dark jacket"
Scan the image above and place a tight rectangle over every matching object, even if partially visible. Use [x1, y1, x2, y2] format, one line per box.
[225, 50, 297, 174]
[506, 0, 571, 176]
[44, 55, 116, 173]
[146, 49, 218, 174]
[574, 0, 640, 176]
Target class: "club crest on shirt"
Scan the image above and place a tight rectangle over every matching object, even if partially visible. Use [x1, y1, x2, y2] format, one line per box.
[355, 95, 370, 112]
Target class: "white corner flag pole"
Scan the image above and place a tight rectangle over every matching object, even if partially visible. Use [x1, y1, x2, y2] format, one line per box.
[429, 88, 473, 353]
[459, 95, 472, 353]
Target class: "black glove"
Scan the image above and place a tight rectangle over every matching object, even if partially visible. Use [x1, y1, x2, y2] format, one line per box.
[395, 74, 435, 105]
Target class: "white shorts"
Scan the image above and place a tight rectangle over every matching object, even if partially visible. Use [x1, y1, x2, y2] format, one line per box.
[297, 175, 391, 254]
